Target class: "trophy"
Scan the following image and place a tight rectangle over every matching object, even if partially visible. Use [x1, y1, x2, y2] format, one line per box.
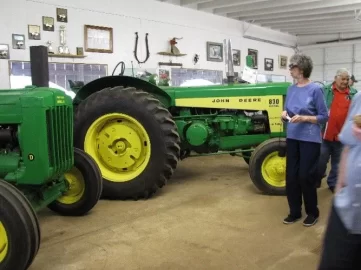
[46, 41, 54, 54]
[58, 25, 69, 54]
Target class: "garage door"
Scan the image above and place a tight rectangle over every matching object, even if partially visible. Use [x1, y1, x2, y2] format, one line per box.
[302, 44, 361, 90]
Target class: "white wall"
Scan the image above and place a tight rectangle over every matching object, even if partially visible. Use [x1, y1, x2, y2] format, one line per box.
[0, 0, 297, 89]
[300, 40, 361, 90]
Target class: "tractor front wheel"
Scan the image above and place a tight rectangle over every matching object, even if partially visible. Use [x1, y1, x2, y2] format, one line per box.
[47, 148, 103, 216]
[0, 180, 41, 270]
[73, 86, 180, 200]
[248, 138, 286, 195]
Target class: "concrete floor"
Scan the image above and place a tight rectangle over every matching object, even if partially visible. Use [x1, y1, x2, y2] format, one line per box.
[29, 155, 333, 270]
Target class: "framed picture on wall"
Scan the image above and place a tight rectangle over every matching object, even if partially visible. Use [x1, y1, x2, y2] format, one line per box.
[279, 55, 288, 69]
[28, 25, 41, 40]
[84, 24, 113, 53]
[57, 8, 68, 23]
[248, 49, 258, 69]
[0, 44, 10, 59]
[206, 42, 223, 62]
[264, 58, 273, 71]
[12, 34, 25, 49]
[232, 49, 241, 66]
[42, 16, 54, 32]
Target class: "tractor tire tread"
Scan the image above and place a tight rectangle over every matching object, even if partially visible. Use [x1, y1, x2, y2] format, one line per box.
[74, 86, 180, 200]
[47, 148, 102, 216]
[248, 138, 286, 196]
[0, 180, 40, 270]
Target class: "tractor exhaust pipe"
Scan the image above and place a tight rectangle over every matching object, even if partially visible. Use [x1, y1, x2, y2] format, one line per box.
[223, 39, 235, 85]
[30, 45, 49, 87]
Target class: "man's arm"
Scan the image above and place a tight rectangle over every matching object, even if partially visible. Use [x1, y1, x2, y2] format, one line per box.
[335, 92, 361, 194]
[338, 92, 361, 147]
[322, 84, 331, 109]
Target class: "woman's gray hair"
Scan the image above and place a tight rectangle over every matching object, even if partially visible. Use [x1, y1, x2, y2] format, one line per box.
[289, 53, 313, 78]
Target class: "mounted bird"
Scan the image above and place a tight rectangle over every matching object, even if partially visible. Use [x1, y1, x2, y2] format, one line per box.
[158, 37, 187, 56]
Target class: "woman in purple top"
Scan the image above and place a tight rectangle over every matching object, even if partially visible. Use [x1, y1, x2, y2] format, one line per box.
[281, 53, 329, 227]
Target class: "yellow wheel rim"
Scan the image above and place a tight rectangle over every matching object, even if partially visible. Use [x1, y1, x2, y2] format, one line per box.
[0, 222, 8, 263]
[84, 113, 151, 183]
[261, 151, 286, 187]
[57, 167, 85, 204]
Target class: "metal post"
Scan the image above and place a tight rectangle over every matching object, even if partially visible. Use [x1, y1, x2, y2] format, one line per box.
[224, 39, 235, 85]
[322, 48, 326, 83]
[352, 44, 355, 76]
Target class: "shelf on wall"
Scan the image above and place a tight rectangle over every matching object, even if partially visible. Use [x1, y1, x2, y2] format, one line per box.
[157, 52, 187, 57]
[158, 62, 182, 67]
[48, 53, 86, 59]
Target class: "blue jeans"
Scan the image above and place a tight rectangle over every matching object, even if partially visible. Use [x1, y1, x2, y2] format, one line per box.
[317, 140, 343, 188]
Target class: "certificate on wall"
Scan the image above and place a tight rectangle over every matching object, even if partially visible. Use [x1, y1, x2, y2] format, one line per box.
[84, 25, 113, 53]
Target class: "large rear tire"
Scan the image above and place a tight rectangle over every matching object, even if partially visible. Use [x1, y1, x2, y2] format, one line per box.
[0, 180, 40, 270]
[248, 138, 286, 195]
[73, 86, 180, 200]
[47, 148, 103, 216]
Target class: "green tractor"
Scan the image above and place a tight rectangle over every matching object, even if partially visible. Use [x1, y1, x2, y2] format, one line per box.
[70, 40, 289, 200]
[0, 86, 103, 270]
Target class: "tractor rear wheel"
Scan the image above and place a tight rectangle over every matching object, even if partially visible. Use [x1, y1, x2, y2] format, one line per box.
[73, 86, 180, 200]
[47, 148, 103, 216]
[248, 138, 286, 195]
[0, 180, 40, 270]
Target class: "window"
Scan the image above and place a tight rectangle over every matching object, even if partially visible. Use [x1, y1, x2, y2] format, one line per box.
[9, 61, 108, 91]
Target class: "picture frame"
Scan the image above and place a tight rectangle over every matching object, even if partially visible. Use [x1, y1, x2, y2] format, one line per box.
[28, 25, 41, 40]
[279, 55, 288, 69]
[84, 25, 113, 53]
[57, 8, 68, 23]
[158, 69, 170, 86]
[264, 58, 274, 71]
[0, 44, 10, 59]
[206, 42, 223, 62]
[42, 16, 54, 32]
[76, 47, 84, 56]
[248, 49, 258, 69]
[232, 49, 241, 66]
[12, 34, 25, 49]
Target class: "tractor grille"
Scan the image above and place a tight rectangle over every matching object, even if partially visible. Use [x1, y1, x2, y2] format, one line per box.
[46, 105, 74, 175]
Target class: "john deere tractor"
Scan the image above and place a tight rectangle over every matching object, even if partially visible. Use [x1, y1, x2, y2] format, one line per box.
[0, 85, 103, 270]
[70, 40, 288, 200]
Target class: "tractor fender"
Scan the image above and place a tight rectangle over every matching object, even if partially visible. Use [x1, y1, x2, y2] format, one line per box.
[73, 76, 172, 108]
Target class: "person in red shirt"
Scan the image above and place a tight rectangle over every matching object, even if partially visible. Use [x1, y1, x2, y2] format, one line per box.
[317, 68, 358, 193]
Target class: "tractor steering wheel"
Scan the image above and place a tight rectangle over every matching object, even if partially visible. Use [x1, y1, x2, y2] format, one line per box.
[112, 61, 125, 76]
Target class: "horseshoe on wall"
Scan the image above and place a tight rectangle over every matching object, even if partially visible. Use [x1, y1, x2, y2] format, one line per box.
[134, 32, 150, 64]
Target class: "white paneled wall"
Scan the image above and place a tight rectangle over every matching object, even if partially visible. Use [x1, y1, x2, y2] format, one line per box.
[325, 46, 353, 64]
[302, 48, 324, 82]
[301, 42, 361, 90]
[311, 65, 324, 82]
[353, 43, 361, 89]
